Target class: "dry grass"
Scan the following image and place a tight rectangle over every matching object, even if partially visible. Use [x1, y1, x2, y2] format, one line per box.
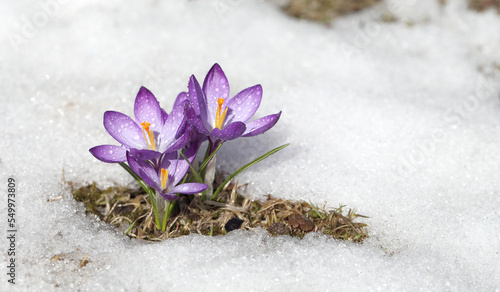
[467, 0, 500, 12]
[283, 0, 380, 23]
[70, 178, 369, 243]
[283, 0, 499, 24]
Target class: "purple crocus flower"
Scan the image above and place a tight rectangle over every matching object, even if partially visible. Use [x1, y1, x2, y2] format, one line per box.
[126, 145, 208, 201]
[90, 87, 190, 163]
[185, 63, 281, 150]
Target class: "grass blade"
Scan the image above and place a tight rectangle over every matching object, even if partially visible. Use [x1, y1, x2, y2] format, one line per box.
[211, 143, 289, 200]
[179, 151, 203, 184]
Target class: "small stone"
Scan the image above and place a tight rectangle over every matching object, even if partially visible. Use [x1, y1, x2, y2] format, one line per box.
[224, 218, 244, 232]
[287, 214, 315, 232]
[267, 222, 291, 235]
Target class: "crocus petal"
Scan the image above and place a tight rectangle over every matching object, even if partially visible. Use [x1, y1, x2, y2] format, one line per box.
[173, 92, 188, 109]
[185, 105, 210, 136]
[89, 145, 127, 163]
[161, 108, 168, 124]
[189, 75, 212, 129]
[242, 111, 282, 137]
[163, 130, 190, 154]
[211, 121, 246, 141]
[171, 183, 208, 195]
[187, 75, 205, 118]
[129, 148, 162, 161]
[104, 111, 145, 149]
[170, 142, 199, 186]
[202, 64, 230, 126]
[161, 99, 188, 145]
[160, 151, 180, 191]
[159, 192, 179, 201]
[160, 151, 178, 172]
[134, 87, 163, 132]
[225, 85, 262, 123]
[126, 152, 161, 190]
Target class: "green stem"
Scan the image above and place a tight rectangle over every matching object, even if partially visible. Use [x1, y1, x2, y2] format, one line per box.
[199, 142, 211, 180]
[161, 200, 176, 232]
[149, 190, 161, 229]
[119, 162, 149, 193]
[199, 142, 223, 175]
[180, 151, 203, 183]
[211, 143, 289, 200]
[119, 162, 161, 228]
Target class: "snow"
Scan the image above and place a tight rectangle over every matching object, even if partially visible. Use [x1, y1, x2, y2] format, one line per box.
[1, 0, 500, 290]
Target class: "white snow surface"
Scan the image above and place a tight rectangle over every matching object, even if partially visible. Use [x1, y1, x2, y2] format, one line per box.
[1, 0, 500, 291]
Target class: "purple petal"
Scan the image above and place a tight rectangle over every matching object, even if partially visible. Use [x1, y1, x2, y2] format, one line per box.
[225, 85, 262, 123]
[159, 192, 179, 201]
[187, 75, 205, 118]
[202, 64, 230, 126]
[171, 183, 208, 195]
[104, 111, 145, 149]
[211, 121, 246, 141]
[173, 92, 188, 109]
[161, 99, 188, 146]
[186, 105, 210, 136]
[160, 152, 181, 189]
[183, 140, 200, 163]
[242, 112, 281, 137]
[126, 152, 161, 190]
[89, 145, 127, 163]
[164, 130, 190, 154]
[160, 151, 177, 172]
[170, 142, 199, 185]
[134, 87, 163, 132]
[161, 108, 168, 124]
[129, 148, 162, 161]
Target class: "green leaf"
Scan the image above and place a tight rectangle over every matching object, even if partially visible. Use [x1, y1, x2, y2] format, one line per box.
[179, 151, 203, 184]
[309, 200, 324, 219]
[211, 143, 289, 200]
[149, 190, 161, 229]
[119, 162, 161, 227]
[161, 200, 176, 232]
[119, 162, 149, 194]
[199, 143, 223, 174]
[124, 222, 135, 235]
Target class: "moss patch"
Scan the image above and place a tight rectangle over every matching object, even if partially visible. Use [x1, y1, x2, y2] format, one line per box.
[70, 178, 368, 242]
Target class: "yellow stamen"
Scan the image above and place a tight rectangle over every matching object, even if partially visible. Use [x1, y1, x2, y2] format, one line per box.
[160, 168, 168, 190]
[140, 121, 156, 151]
[215, 98, 228, 130]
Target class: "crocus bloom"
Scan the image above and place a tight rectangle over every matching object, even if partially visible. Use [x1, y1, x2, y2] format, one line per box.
[90, 87, 190, 163]
[185, 63, 281, 150]
[126, 145, 208, 201]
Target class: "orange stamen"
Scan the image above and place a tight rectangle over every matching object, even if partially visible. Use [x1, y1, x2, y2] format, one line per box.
[215, 98, 228, 130]
[140, 121, 156, 150]
[160, 168, 168, 190]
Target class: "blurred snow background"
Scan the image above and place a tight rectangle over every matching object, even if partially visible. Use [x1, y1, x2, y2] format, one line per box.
[1, 0, 499, 290]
